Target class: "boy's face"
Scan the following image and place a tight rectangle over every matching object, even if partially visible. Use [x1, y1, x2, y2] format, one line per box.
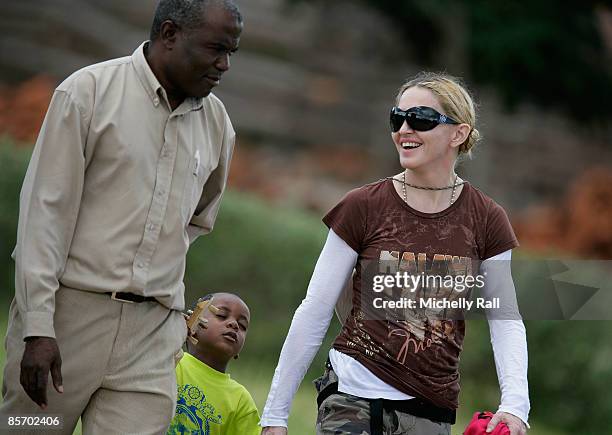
[193, 294, 250, 361]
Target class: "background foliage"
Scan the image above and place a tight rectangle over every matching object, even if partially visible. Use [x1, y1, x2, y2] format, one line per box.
[290, 0, 612, 124]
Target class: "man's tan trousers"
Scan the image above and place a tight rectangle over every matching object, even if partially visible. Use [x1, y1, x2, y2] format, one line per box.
[1, 286, 187, 434]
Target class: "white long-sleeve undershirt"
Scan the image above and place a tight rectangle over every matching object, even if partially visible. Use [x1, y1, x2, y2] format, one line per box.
[260, 229, 530, 428]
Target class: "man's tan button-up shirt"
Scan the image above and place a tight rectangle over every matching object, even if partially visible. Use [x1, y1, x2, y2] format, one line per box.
[13, 42, 235, 339]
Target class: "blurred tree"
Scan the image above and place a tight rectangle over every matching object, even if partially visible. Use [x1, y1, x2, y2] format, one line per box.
[0, 140, 27, 307]
[289, 0, 612, 123]
[465, 0, 611, 123]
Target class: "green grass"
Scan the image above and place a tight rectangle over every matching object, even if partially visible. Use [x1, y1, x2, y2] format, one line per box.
[0, 301, 564, 435]
[230, 362, 565, 435]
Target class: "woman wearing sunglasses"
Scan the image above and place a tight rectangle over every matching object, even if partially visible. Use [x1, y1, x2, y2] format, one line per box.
[260, 73, 529, 435]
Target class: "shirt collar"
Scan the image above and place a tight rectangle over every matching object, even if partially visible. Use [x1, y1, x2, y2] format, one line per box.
[183, 352, 231, 380]
[132, 41, 205, 113]
[132, 41, 163, 106]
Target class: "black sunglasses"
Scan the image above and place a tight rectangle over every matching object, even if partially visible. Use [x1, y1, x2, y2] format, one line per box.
[390, 106, 459, 132]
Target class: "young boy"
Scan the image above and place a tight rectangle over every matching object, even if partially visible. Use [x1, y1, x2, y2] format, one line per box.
[167, 292, 260, 435]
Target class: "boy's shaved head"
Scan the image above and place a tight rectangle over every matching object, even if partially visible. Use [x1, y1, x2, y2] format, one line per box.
[187, 291, 250, 372]
[192, 292, 249, 313]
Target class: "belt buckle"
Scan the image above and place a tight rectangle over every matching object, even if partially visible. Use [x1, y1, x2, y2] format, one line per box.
[110, 291, 135, 303]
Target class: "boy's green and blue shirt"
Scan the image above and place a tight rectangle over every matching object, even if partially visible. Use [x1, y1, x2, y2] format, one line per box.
[167, 352, 260, 435]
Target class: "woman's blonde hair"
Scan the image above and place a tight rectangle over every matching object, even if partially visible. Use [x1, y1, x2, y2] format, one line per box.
[396, 72, 481, 158]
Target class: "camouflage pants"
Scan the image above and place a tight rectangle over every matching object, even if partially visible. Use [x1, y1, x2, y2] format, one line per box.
[314, 366, 451, 435]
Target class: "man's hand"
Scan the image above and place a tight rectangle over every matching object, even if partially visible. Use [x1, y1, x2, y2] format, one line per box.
[486, 411, 527, 435]
[20, 337, 63, 409]
[261, 427, 288, 435]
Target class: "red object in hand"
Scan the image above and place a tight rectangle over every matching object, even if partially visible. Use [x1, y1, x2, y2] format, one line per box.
[464, 411, 510, 435]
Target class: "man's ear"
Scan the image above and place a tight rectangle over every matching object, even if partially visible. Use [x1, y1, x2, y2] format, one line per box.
[159, 20, 180, 50]
[450, 124, 471, 150]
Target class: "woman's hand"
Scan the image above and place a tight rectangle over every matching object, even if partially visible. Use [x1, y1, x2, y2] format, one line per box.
[486, 411, 527, 435]
[261, 427, 288, 435]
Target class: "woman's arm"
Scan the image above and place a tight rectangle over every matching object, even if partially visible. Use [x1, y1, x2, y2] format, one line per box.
[260, 229, 358, 429]
[481, 250, 530, 431]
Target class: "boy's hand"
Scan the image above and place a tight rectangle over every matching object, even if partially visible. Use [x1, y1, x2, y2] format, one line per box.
[183, 309, 208, 344]
[183, 309, 195, 323]
[175, 309, 209, 365]
[261, 427, 287, 435]
[184, 309, 209, 330]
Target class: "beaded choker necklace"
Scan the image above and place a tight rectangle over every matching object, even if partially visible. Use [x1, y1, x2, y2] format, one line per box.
[387, 172, 465, 206]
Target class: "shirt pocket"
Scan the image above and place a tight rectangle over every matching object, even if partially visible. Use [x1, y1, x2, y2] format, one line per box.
[181, 152, 209, 224]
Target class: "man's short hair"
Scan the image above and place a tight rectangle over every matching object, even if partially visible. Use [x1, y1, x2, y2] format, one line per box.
[150, 0, 242, 41]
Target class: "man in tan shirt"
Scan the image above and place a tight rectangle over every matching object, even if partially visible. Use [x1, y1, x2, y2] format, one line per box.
[0, 1, 242, 433]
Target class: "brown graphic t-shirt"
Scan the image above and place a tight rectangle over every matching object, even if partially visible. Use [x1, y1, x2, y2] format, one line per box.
[322, 178, 519, 410]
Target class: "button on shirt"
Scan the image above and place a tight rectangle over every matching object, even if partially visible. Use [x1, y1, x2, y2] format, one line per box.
[13, 42, 235, 339]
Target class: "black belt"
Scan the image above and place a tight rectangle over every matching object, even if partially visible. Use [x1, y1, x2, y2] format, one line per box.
[316, 382, 456, 435]
[107, 291, 157, 303]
